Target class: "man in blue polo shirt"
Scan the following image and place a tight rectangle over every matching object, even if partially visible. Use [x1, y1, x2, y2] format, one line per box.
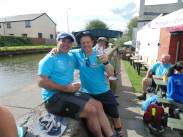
[74, 31, 123, 137]
[138, 54, 172, 100]
[38, 33, 115, 137]
[50, 32, 123, 137]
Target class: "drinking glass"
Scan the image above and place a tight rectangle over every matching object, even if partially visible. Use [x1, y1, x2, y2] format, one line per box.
[74, 79, 82, 96]
[96, 46, 103, 65]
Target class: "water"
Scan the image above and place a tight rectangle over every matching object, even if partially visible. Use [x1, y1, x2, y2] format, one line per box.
[0, 53, 47, 97]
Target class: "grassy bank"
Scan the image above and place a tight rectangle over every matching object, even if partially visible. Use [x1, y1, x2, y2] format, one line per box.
[0, 45, 79, 51]
[122, 60, 151, 93]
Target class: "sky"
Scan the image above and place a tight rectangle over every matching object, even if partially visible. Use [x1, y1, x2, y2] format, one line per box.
[0, 0, 178, 33]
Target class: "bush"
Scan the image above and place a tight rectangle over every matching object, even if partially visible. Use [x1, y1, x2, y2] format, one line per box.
[0, 36, 33, 47]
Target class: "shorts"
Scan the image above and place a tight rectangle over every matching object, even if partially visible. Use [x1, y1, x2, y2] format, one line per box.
[88, 90, 119, 118]
[44, 91, 91, 119]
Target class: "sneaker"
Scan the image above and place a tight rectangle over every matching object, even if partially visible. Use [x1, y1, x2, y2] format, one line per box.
[109, 76, 118, 80]
[137, 94, 146, 100]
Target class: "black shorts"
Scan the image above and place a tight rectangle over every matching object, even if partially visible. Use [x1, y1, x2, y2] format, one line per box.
[88, 90, 119, 118]
[44, 92, 91, 119]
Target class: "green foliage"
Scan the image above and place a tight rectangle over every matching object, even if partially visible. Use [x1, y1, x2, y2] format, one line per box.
[0, 36, 33, 47]
[85, 19, 109, 30]
[115, 34, 130, 48]
[127, 16, 138, 40]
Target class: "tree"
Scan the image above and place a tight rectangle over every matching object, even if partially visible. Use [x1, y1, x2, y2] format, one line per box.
[127, 16, 138, 40]
[85, 19, 109, 30]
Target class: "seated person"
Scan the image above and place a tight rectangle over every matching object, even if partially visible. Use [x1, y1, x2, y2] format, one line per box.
[166, 61, 183, 114]
[138, 54, 172, 100]
[0, 104, 27, 137]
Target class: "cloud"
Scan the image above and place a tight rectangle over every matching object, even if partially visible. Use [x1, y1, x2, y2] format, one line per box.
[110, 2, 137, 23]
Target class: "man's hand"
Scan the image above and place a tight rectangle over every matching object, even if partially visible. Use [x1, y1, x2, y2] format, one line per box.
[49, 47, 59, 57]
[66, 83, 81, 93]
[98, 54, 108, 64]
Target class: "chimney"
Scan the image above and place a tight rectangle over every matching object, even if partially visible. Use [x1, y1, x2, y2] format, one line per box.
[177, 0, 182, 3]
[139, 0, 145, 15]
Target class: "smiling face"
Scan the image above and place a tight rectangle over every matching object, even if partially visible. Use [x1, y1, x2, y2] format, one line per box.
[57, 37, 72, 54]
[80, 35, 94, 54]
[160, 55, 170, 66]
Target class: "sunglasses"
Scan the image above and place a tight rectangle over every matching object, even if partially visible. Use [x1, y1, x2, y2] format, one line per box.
[85, 57, 90, 67]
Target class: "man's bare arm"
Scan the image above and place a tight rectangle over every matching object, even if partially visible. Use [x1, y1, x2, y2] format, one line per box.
[38, 75, 80, 93]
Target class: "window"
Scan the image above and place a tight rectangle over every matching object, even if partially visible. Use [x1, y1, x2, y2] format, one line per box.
[0, 23, 1, 28]
[38, 33, 42, 38]
[9, 34, 14, 36]
[50, 34, 53, 39]
[22, 34, 27, 37]
[7, 22, 11, 28]
[25, 21, 31, 28]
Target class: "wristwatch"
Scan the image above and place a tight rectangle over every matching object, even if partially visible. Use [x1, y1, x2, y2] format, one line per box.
[103, 61, 109, 65]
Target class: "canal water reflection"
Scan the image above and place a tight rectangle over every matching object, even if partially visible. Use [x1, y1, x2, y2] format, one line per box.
[0, 53, 47, 97]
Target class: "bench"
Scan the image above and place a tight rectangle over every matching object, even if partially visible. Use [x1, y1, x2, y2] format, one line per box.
[157, 98, 183, 131]
[168, 117, 183, 130]
[157, 98, 175, 108]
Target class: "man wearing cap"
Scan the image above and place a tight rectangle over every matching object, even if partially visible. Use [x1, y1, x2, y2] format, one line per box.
[38, 33, 115, 137]
[50, 32, 123, 137]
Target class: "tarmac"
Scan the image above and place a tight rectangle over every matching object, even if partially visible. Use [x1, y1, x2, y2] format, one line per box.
[1, 52, 183, 137]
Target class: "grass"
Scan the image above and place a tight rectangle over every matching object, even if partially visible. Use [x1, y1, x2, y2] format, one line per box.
[122, 60, 151, 93]
[0, 45, 79, 51]
[111, 59, 118, 93]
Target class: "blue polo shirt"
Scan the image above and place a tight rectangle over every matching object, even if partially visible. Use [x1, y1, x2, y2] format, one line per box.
[38, 53, 78, 101]
[150, 61, 172, 77]
[71, 49, 112, 95]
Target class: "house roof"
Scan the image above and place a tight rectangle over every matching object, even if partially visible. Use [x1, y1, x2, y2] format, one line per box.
[138, 3, 183, 21]
[0, 13, 56, 25]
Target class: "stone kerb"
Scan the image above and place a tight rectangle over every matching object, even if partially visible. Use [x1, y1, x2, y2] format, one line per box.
[16, 103, 92, 137]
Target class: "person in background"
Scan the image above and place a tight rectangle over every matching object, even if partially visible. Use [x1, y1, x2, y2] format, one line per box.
[38, 33, 115, 137]
[166, 61, 183, 116]
[138, 54, 172, 100]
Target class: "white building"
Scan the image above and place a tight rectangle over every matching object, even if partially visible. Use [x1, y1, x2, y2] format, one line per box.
[0, 13, 56, 39]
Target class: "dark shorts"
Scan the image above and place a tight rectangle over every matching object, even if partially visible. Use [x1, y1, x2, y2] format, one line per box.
[44, 91, 91, 119]
[88, 90, 119, 118]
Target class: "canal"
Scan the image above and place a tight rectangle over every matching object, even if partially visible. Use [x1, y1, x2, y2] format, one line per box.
[0, 53, 47, 97]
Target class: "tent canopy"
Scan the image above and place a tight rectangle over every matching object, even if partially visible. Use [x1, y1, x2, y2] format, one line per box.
[149, 8, 183, 32]
[124, 41, 132, 45]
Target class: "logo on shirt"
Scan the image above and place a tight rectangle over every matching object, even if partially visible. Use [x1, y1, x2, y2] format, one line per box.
[58, 60, 65, 69]
[177, 79, 182, 86]
[91, 62, 98, 69]
[69, 61, 73, 67]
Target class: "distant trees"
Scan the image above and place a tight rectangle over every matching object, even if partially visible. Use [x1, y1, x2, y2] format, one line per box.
[127, 16, 138, 40]
[85, 19, 109, 30]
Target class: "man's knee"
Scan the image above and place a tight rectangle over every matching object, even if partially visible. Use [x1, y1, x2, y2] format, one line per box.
[89, 98, 104, 111]
[83, 103, 97, 117]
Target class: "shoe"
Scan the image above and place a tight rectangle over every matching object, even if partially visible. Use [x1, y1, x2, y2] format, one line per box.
[137, 94, 146, 100]
[109, 76, 118, 80]
[115, 95, 120, 99]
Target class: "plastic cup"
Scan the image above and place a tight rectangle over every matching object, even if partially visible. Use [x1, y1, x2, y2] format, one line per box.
[74, 79, 82, 96]
[163, 75, 167, 82]
[96, 46, 103, 65]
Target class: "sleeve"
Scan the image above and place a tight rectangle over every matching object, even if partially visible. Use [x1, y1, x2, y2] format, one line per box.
[167, 77, 175, 99]
[38, 55, 53, 76]
[150, 62, 159, 72]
